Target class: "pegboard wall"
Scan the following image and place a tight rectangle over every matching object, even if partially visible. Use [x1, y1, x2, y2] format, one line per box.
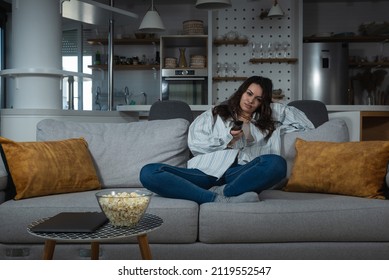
[212, 0, 295, 105]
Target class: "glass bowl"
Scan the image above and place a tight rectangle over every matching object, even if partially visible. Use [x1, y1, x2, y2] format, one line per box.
[95, 189, 152, 227]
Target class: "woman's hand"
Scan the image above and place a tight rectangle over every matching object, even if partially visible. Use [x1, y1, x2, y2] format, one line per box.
[228, 129, 243, 148]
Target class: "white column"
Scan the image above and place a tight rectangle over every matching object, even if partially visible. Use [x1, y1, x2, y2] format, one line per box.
[10, 0, 62, 109]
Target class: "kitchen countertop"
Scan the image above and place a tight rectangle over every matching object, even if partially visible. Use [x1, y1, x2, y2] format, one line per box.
[117, 104, 389, 113]
[326, 105, 389, 112]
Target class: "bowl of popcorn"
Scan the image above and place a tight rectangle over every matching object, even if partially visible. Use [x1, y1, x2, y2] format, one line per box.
[95, 190, 152, 227]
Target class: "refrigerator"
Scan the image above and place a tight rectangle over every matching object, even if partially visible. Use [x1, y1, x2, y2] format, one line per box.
[303, 42, 349, 105]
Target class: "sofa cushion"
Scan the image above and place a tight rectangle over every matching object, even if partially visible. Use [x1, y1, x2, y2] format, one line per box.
[0, 188, 198, 244]
[0, 158, 7, 191]
[284, 139, 389, 199]
[281, 118, 349, 177]
[36, 119, 190, 188]
[0, 137, 101, 200]
[199, 190, 389, 243]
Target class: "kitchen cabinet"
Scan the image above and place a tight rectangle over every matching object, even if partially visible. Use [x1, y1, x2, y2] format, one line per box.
[160, 35, 210, 107]
[360, 111, 389, 141]
[160, 35, 208, 64]
[328, 106, 389, 141]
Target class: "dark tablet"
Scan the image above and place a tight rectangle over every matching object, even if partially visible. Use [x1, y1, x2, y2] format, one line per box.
[30, 212, 108, 233]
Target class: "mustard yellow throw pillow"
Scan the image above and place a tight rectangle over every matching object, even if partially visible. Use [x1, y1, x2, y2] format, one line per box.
[0, 137, 101, 200]
[284, 139, 389, 199]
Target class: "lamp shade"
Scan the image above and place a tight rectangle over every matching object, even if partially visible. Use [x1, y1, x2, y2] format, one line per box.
[267, 3, 284, 17]
[139, 10, 165, 32]
[195, 0, 232, 10]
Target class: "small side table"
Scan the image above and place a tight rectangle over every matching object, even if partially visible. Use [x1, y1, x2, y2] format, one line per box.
[27, 213, 163, 260]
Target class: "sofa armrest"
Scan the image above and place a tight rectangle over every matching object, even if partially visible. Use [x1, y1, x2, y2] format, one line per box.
[281, 118, 350, 177]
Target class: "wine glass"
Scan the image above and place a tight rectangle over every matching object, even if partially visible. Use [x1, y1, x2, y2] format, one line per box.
[224, 62, 230, 77]
[216, 62, 221, 77]
[282, 41, 289, 58]
[267, 42, 273, 58]
[258, 42, 264, 58]
[232, 62, 239, 77]
[251, 42, 257, 58]
[274, 41, 281, 58]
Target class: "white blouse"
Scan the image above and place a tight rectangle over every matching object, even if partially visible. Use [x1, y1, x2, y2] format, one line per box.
[187, 102, 315, 179]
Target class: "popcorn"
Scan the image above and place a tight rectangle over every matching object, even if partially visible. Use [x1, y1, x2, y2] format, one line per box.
[97, 191, 151, 227]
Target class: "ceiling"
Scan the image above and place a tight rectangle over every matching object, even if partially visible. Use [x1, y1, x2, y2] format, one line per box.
[61, 0, 199, 27]
[2, 0, 196, 6]
[91, 0, 195, 9]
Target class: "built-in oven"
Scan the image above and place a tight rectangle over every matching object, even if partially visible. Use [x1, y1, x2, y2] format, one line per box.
[161, 68, 208, 105]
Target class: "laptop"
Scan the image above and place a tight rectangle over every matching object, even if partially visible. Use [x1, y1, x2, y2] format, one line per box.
[30, 212, 108, 233]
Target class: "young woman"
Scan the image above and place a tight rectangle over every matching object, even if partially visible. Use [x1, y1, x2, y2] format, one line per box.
[140, 76, 314, 204]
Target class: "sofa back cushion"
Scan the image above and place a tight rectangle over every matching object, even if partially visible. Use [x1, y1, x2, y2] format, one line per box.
[36, 119, 190, 188]
[281, 118, 349, 177]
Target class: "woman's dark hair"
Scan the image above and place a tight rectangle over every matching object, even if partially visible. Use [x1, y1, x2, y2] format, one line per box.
[213, 75, 276, 140]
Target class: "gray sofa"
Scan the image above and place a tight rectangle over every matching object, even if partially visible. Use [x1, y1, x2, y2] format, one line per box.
[1, 113, 389, 260]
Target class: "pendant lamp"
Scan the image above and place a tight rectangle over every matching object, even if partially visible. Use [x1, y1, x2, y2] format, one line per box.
[267, 0, 284, 17]
[139, 0, 165, 32]
[195, 0, 232, 10]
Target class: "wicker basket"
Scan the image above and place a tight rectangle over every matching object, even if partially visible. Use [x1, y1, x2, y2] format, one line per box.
[190, 55, 206, 68]
[164, 57, 177, 68]
[183, 20, 204, 35]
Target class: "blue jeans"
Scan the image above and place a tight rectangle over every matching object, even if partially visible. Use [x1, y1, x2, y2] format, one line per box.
[139, 154, 286, 204]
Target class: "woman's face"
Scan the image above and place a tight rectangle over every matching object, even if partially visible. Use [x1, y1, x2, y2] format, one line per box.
[239, 83, 263, 116]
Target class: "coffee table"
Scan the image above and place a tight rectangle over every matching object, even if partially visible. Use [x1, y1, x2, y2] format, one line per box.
[27, 213, 163, 260]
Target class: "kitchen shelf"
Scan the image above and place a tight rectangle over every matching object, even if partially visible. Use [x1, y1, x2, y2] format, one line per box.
[213, 76, 247, 82]
[213, 39, 249, 46]
[88, 64, 160, 70]
[249, 58, 298, 64]
[349, 61, 389, 68]
[303, 36, 389, 43]
[87, 38, 160, 45]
